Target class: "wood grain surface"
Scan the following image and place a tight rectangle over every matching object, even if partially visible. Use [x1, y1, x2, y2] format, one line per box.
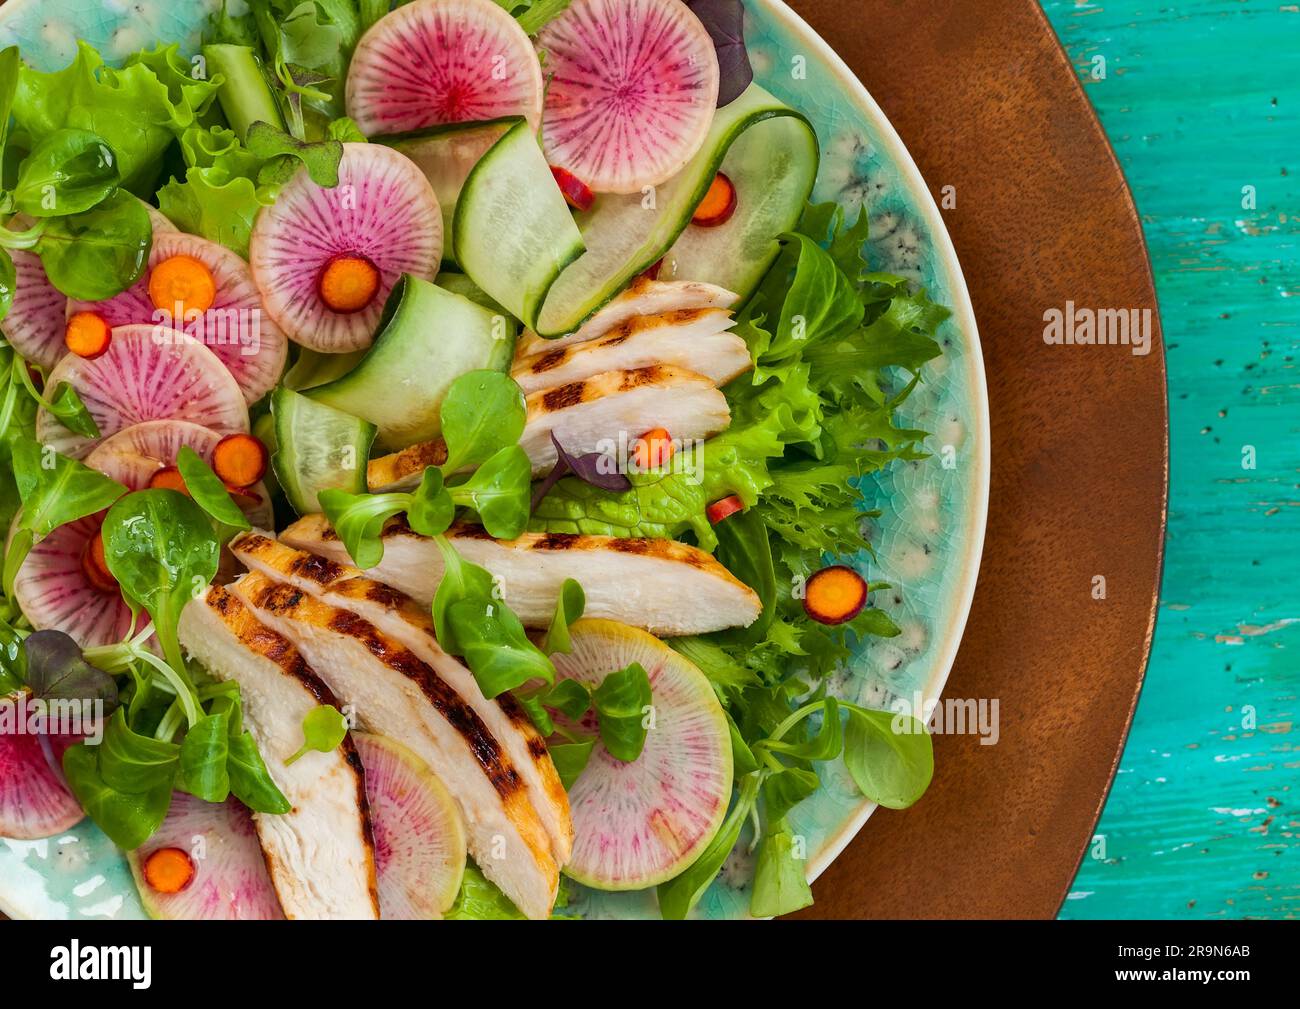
[787, 0, 1168, 918]
[1042, 0, 1300, 920]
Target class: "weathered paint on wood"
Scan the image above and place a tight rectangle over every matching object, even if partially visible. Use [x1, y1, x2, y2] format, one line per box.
[1043, 0, 1300, 919]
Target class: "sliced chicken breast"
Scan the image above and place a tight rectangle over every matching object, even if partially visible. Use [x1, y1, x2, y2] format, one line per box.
[517, 277, 738, 357]
[511, 308, 751, 395]
[227, 570, 560, 920]
[280, 517, 763, 637]
[229, 531, 573, 865]
[367, 436, 447, 493]
[522, 365, 731, 476]
[177, 585, 379, 920]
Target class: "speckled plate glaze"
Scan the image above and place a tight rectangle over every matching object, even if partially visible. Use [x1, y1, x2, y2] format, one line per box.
[0, 0, 988, 920]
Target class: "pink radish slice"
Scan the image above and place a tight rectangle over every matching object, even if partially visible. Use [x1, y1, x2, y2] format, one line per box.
[10, 513, 134, 649]
[354, 732, 466, 919]
[249, 143, 441, 353]
[1, 249, 66, 371]
[35, 325, 249, 460]
[0, 697, 86, 839]
[550, 619, 732, 891]
[67, 232, 288, 404]
[85, 420, 274, 528]
[345, 0, 544, 136]
[538, 0, 720, 194]
[127, 793, 284, 920]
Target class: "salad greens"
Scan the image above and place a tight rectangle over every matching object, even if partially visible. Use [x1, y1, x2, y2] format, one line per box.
[176, 446, 253, 532]
[320, 370, 532, 562]
[285, 704, 349, 765]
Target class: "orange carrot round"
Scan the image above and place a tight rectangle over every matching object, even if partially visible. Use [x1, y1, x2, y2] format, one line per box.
[317, 254, 381, 314]
[80, 529, 118, 593]
[147, 466, 189, 495]
[632, 427, 674, 471]
[803, 565, 868, 625]
[142, 847, 196, 894]
[212, 433, 269, 488]
[64, 312, 112, 359]
[706, 494, 744, 525]
[691, 172, 737, 227]
[148, 255, 217, 318]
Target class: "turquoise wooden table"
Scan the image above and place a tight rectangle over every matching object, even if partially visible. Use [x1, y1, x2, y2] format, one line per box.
[1041, 0, 1300, 919]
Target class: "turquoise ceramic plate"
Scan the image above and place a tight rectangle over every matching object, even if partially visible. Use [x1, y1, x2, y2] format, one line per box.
[0, 0, 989, 920]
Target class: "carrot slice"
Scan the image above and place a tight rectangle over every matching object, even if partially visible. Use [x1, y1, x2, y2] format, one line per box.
[706, 494, 744, 525]
[147, 466, 189, 495]
[80, 529, 118, 593]
[317, 254, 381, 313]
[803, 565, 868, 625]
[691, 173, 737, 227]
[212, 433, 269, 488]
[64, 312, 113, 359]
[142, 847, 196, 894]
[148, 255, 217, 318]
[632, 427, 674, 471]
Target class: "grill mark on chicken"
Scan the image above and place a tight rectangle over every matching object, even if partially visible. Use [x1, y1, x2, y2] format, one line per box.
[530, 348, 568, 373]
[245, 578, 524, 801]
[541, 382, 585, 411]
[199, 585, 379, 915]
[618, 366, 665, 391]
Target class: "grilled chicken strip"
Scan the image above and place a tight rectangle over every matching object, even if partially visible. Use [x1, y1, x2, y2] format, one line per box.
[516, 277, 738, 358]
[522, 366, 730, 476]
[511, 308, 750, 395]
[177, 585, 379, 920]
[228, 570, 560, 920]
[367, 365, 732, 488]
[229, 531, 573, 864]
[280, 517, 763, 637]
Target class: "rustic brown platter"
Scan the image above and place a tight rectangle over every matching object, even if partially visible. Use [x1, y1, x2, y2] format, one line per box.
[788, 0, 1168, 919]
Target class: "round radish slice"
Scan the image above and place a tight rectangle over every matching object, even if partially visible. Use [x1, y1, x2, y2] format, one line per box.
[35, 325, 249, 460]
[551, 618, 732, 891]
[0, 698, 85, 839]
[249, 143, 441, 353]
[10, 513, 133, 648]
[85, 421, 274, 528]
[354, 732, 466, 919]
[1, 214, 67, 371]
[346, 0, 544, 136]
[67, 231, 288, 404]
[538, 0, 720, 194]
[127, 793, 284, 920]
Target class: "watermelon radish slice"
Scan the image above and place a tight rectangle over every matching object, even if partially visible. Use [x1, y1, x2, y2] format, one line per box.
[0, 205, 175, 371]
[537, 0, 720, 194]
[10, 513, 134, 648]
[346, 0, 544, 136]
[127, 793, 284, 920]
[1, 214, 67, 371]
[35, 325, 249, 460]
[249, 143, 442, 353]
[354, 732, 466, 919]
[0, 697, 86, 839]
[550, 618, 732, 890]
[67, 231, 288, 404]
[85, 421, 273, 529]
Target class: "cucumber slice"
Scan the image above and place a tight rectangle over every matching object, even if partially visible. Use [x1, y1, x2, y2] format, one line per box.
[305, 275, 517, 450]
[381, 119, 516, 268]
[452, 84, 818, 338]
[661, 112, 819, 297]
[272, 388, 376, 516]
[452, 120, 586, 330]
[283, 347, 369, 392]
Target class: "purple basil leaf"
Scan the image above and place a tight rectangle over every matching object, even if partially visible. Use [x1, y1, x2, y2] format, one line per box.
[554, 433, 632, 492]
[687, 0, 753, 107]
[531, 433, 632, 514]
[22, 629, 118, 711]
